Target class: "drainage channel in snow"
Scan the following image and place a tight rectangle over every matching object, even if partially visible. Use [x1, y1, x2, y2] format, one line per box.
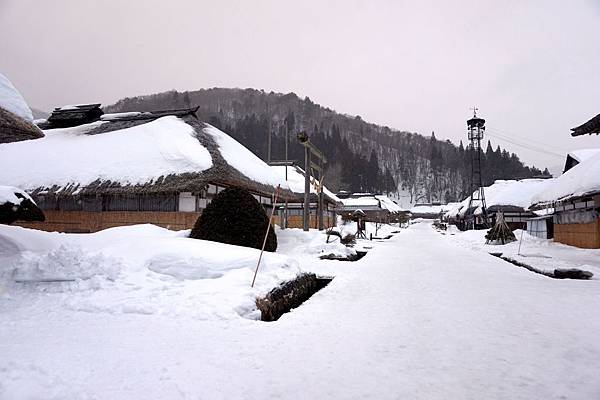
[256, 273, 333, 321]
[489, 252, 593, 280]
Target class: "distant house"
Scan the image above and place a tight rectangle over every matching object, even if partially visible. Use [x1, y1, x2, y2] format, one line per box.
[446, 179, 551, 230]
[531, 150, 600, 249]
[270, 163, 341, 229]
[0, 106, 294, 233]
[338, 193, 406, 223]
[410, 202, 452, 219]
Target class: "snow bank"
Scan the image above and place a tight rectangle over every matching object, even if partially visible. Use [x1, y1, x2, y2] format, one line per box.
[0, 224, 300, 319]
[204, 124, 287, 187]
[533, 151, 600, 204]
[0, 116, 213, 191]
[0, 72, 33, 121]
[447, 225, 600, 278]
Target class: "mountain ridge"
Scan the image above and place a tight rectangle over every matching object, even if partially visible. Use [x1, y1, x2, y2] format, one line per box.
[104, 88, 550, 205]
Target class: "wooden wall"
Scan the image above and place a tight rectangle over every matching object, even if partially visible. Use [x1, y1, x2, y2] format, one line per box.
[16, 210, 201, 233]
[271, 215, 336, 230]
[554, 219, 600, 249]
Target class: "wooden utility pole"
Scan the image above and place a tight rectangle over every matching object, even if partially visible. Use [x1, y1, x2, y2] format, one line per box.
[303, 145, 310, 231]
[297, 131, 327, 232]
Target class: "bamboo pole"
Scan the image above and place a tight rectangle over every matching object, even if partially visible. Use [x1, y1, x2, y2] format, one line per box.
[252, 185, 281, 288]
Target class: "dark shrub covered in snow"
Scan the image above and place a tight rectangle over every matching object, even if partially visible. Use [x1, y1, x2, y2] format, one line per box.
[0, 197, 45, 224]
[190, 187, 277, 252]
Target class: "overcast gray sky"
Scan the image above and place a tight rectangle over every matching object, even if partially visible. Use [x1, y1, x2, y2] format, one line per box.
[1, 0, 599, 172]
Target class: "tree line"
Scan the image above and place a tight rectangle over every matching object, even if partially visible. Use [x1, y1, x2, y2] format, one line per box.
[105, 88, 550, 202]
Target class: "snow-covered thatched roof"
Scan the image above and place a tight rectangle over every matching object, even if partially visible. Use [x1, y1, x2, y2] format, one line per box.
[446, 179, 551, 218]
[0, 72, 33, 121]
[0, 112, 293, 199]
[0, 72, 44, 144]
[571, 113, 600, 137]
[340, 194, 403, 213]
[532, 151, 600, 205]
[270, 164, 341, 204]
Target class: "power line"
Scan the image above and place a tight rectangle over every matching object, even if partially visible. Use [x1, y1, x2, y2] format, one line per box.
[484, 128, 565, 159]
[486, 126, 565, 153]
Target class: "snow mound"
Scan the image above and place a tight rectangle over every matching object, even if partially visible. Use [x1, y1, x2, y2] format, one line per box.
[0, 72, 33, 121]
[0, 223, 300, 319]
[9, 246, 121, 283]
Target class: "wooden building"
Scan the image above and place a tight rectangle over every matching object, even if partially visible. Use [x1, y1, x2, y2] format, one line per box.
[531, 151, 600, 249]
[446, 179, 550, 230]
[270, 163, 340, 229]
[0, 107, 294, 233]
[528, 113, 600, 248]
[338, 193, 405, 223]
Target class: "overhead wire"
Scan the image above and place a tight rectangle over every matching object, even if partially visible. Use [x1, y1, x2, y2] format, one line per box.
[484, 126, 565, 159]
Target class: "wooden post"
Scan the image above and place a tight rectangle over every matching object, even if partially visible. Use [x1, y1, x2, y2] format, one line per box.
[318, 159, 324, 230]
[252, 185, 281, 287]
[303, 146, 310, 231]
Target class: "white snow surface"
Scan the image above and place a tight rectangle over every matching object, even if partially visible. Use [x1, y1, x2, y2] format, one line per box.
[0, 72, 33, 121]
[0, 186, 33, 205]
[446, 224, 600, 279]
[204, 124, 289, 188]
[533, 151, 600, 204]
[341, 196, 380, 207]
[271, 165, 340, 202]
[0, 116, 213, 191]
[0, 223, 300, 318]
[1, 221, 599, 399]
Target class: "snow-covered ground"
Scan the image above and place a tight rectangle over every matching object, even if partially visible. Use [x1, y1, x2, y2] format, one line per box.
[445, 224, 600, 278]
[1, 221, 600, 399]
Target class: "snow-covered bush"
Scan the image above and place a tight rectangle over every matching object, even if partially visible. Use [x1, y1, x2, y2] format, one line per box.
[190, 187, 277, 252]
[0, 186, 45, 224]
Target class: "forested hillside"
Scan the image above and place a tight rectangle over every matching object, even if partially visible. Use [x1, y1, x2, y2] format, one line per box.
[105, 88, 550, 204]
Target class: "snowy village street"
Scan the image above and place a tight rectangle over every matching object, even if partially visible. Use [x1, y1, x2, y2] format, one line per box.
[2, 221, 599, 400]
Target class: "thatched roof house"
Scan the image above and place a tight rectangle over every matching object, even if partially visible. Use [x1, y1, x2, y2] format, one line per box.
[446, 179, 551, 230]
[0, 185, 45, 225]
[0, 107, 294, 232]
[0, 72, 43, 143]
[531, 151, 600, 248]
[571, 113, 600, 137]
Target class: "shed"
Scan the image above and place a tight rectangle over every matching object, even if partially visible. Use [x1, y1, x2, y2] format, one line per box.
[526, 215, 554, 239]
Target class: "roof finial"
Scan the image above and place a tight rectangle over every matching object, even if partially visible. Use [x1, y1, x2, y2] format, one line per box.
[470, 106, 478, 117]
